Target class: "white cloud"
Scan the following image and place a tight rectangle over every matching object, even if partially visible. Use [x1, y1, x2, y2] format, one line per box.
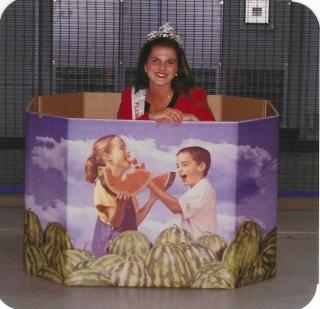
[238, 145, 272, 179]
[25, 194, 67, 229]
[31, 136, 67, 177]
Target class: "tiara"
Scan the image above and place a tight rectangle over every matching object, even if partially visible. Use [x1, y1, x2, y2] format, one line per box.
[146, 23, 183, 47]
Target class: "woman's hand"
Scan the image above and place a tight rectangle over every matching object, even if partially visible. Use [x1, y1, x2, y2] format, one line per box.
[149, 107, 184, 124]
[182, 113, 199, 121]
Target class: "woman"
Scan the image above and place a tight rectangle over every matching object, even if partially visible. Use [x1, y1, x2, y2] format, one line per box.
[117, 23, 215, 123]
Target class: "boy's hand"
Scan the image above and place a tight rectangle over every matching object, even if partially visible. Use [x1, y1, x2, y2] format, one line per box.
[148, 191, 158, 203]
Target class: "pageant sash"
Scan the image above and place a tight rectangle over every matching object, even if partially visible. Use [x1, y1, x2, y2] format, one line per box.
[131, 88, 146, 120]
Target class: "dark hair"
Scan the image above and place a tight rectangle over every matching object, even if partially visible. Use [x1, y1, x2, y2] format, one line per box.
[177, 146, 212, 177]
[134, 37, 194, 95]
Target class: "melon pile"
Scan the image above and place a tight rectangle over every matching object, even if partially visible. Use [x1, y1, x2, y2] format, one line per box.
[24, 209, 276, 288]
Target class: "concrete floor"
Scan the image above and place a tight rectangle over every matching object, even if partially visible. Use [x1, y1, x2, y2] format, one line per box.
[0, 195, 318, 309]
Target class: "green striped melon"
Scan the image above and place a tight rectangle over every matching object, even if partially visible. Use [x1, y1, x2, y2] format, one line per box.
[40, 243, 62, 268]
[154, 226, 193, 246]
[36, 266, 63, 284]
[237, 256, 268, 287]
[109, 259, 152, 287]
[109, 231, 152, 259]
[24, 245, 48, 275]
[127, 254, 146, 264]
[145, 243, 193, 288]
[192, 261, 236, 289]
[87, 254, 125, 276]
[55, 249, 94, 277]
[260, 228, 277, 271]
[44, 222, 74, 250]
[223, 221, 261, 277]
[24, 209, 43, 247]
[179, 242, 217, 274]
[196, 234, 228, 261]
[238, 228, 277, 287]
[64, 269, 113, 286]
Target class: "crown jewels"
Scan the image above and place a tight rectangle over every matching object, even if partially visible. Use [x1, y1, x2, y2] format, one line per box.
[146, 23, 183, 47]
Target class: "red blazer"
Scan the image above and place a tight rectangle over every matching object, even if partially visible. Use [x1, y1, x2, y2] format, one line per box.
[117, 87, 215, 121]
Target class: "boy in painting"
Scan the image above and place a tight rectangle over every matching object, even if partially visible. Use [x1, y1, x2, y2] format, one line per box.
[148, 146, 217, 239]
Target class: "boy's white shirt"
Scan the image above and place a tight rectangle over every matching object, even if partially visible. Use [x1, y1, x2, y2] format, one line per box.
[178, 177, 217, 239]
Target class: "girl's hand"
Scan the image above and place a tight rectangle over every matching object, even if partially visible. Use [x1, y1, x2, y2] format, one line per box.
[116, 190, 130, 202]
[149, 108, 184, 124]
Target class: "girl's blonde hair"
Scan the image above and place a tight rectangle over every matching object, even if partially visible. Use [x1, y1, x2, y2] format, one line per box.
[84, 134, 118, 183]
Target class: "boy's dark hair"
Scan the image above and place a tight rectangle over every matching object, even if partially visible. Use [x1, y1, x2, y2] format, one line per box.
[134, 37, 194, 95]
[177, 146, 211, 177]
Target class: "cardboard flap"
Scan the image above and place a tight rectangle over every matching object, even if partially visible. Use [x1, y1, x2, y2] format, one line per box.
[27, 92, 278, 121]
[208, 95, 278, 121]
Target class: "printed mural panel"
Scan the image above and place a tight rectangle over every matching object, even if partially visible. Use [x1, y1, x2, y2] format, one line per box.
[24, 96, 278, 288]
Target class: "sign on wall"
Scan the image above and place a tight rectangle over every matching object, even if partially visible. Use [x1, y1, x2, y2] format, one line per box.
[245, 0, 270, 23]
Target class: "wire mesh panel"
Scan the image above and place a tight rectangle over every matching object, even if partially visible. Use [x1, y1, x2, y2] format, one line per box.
[53, 0, 120, 92]
[0, 0, 318, 194]
[279, 2, 319, 193]
[221, 0, 318, 194]
[0, 0, 38, 190]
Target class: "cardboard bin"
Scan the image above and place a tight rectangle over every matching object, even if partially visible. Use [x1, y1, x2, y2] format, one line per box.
[24, 92, 278, 288]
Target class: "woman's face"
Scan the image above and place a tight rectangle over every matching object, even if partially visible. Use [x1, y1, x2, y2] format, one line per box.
[144, 45, 178, 89]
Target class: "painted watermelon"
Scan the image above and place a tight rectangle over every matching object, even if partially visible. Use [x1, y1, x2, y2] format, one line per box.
[24, 244, 48, 275]
[55, 249, 94, 277]
[43, 222, 74, 250]
[36, 266, 63, 284]
[238, 227, 277, 287]
[87, 254, 125, 276]
[154, 226, 193, 246]
[109, 230, 152, 259]
[145, 243, 193, 288]
[196, 234, 228, 261]
[237, 256, 268, 287]
[101, 167, 152, 196]
[179, 242, 217, 274]
[192, 261, 236, 289]
[223, 221, 261, 278]
[24, 209, 43, 247]
[40, 243, 62, 268]
[127, 254, 146, 264]
[260, 227, 277, 271]
[151, 172, 176, 190]
[64, 269, 113, 286]
[109, 259, 152, 287]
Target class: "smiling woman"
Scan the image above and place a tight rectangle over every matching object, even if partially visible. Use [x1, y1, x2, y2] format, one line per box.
[117, 23, 215, 123]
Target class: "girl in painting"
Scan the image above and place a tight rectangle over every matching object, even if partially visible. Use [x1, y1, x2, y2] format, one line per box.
[85, 135, 156, 256]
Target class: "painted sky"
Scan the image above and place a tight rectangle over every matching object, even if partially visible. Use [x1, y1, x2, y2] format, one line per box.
[26, 117, 278, 248]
